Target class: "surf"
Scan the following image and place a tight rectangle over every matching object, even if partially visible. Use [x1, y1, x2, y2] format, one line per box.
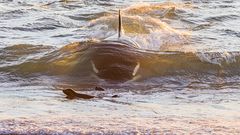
[0, 3, 239, 83]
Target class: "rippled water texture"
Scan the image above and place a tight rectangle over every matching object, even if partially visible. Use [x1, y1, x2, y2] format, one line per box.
[0, 0, 240, 134]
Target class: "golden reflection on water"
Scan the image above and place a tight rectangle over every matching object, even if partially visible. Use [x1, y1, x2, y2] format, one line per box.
[0, 0, 240, 134]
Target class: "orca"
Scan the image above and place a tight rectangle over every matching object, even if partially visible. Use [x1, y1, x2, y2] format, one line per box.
[89, 10, 141, 81]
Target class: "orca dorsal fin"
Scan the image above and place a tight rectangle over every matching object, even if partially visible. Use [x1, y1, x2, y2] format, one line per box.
[118, 9, 122, 38]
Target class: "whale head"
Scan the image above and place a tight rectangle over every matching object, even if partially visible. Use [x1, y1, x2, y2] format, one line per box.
[89, 41, 140, 81]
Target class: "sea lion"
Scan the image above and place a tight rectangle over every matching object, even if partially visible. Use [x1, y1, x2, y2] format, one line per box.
[63, 89, 95, 99]
[63, 88, 119, 99]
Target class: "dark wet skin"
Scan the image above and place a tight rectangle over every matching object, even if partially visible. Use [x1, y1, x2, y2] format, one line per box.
[95, 86, 105, 91]
[89, 42, 139, 81]
[111, 95, 119, 98]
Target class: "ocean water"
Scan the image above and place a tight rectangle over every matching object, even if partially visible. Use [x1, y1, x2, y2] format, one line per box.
[0, 0, 240, 134]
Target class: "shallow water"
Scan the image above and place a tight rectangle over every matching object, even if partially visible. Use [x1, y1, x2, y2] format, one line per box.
[0, 0, 240, 134]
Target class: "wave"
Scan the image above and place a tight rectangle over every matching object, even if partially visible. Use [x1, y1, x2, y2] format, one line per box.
[84, 11, 190, 51]
[1, 1, 240, 82]
[1, 43, 240, 82]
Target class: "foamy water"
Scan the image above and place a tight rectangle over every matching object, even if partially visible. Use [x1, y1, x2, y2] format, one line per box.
[0, 0, 240, 134]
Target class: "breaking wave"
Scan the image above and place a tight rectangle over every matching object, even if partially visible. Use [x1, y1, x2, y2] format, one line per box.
[0, 43, 240, 82]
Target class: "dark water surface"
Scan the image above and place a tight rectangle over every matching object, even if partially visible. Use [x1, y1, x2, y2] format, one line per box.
[0, 0, 240, 134]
